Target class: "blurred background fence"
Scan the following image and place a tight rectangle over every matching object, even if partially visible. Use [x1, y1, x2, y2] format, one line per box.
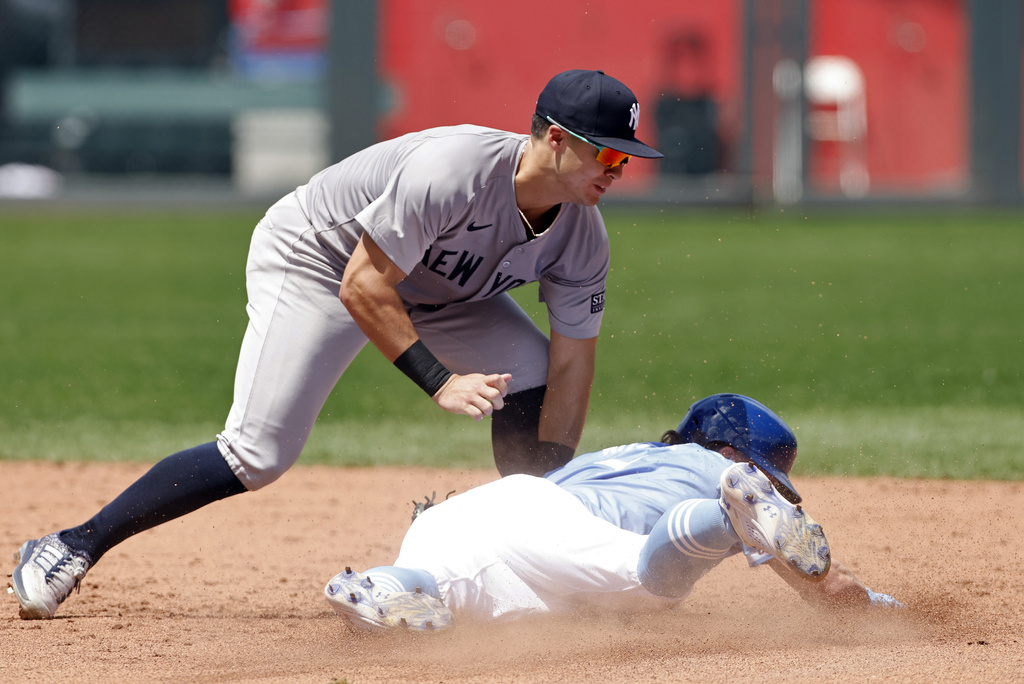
[0, 0, 1021, 206]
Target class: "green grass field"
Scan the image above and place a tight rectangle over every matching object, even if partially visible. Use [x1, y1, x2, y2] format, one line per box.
[1, 204, 1021, 480]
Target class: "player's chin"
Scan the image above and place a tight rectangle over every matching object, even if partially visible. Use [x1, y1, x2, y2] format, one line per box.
[581, 186, 606, 205]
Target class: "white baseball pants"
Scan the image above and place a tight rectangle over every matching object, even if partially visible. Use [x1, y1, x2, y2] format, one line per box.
[394, 474, 677, 621]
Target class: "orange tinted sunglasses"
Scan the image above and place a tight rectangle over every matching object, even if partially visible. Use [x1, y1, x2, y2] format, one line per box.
[545, 116, 631, 168]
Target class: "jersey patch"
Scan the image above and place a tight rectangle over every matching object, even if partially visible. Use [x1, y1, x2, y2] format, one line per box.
[590, 290, 605, 313]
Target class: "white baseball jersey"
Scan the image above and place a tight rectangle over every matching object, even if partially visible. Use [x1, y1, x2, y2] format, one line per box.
[301, 124, 610, 339]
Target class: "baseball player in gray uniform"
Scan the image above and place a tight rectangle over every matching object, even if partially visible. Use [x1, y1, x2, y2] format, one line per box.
[11, 69, 663, 620]
[323, 394, 903, 631]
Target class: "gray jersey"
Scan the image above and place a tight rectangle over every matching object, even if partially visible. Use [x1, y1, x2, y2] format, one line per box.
[299, 125, 609, 339]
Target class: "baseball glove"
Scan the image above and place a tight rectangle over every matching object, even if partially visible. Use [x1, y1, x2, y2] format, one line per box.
[411, 490, 456, 522]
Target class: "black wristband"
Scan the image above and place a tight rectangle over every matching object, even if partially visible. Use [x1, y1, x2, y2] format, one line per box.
[393, 340, 453, 396]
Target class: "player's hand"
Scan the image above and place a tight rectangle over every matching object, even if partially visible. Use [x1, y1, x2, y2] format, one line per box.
[771, 558, 882, 609]
[866, 589, 905, 609]
[432, 373, 512, 420]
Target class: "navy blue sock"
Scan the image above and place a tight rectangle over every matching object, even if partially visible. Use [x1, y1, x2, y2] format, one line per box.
[59, 442, 247, 563]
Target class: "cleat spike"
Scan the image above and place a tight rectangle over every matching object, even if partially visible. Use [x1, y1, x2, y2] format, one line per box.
[718, 462, 831, 583]
[324, 567, 454, 632]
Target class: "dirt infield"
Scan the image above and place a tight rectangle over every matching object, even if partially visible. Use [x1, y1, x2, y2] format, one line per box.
[2, 460, 1022, 683]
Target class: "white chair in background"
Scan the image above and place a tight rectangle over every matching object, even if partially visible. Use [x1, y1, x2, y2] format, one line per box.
[803, 55, 869, 197]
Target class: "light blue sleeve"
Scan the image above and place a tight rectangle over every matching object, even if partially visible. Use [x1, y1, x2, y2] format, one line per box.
[637, 499, 740, 598]
[550, 442, 732, 534]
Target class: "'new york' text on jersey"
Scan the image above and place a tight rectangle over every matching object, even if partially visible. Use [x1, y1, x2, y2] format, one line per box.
[298, 125, 610, 340]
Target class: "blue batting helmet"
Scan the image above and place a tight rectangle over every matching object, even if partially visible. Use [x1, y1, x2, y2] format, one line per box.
[677, 393, 801, 503]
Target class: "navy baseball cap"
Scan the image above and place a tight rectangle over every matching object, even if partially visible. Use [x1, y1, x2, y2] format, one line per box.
[536, 69, 663, 159]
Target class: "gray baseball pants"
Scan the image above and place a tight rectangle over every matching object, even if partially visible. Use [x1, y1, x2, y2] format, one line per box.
[216, 191, 550, 490]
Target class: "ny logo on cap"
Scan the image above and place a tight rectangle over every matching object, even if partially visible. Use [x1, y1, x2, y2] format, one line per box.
[628, 103, 640, 131]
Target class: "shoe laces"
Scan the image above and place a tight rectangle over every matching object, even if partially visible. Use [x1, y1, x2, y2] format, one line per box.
[36, 538, 90, 599]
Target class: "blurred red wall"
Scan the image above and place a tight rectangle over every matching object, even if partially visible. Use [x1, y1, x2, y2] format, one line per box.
[810, 0, 966, 192]
[378, 1, 743, 189]
[368, 1, 968, 193]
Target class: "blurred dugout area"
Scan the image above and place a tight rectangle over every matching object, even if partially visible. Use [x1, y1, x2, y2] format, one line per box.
[0, 0, 234, 176]
[1, 1, 1020, 204]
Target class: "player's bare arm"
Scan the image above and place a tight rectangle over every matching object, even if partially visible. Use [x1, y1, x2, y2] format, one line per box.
[340, 234, 510, 420]
[767, 557, 873, 608]
[340, 233, 418, 360]
[537, 332, 597, 449]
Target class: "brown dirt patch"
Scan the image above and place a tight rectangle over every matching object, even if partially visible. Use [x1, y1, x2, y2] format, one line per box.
[2, 461, 1022, 683]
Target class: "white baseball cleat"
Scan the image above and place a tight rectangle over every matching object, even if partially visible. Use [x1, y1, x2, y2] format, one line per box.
[720, 462, 831, 580]
[11, 533, 92, 619]
[324, 567, 453, 632]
